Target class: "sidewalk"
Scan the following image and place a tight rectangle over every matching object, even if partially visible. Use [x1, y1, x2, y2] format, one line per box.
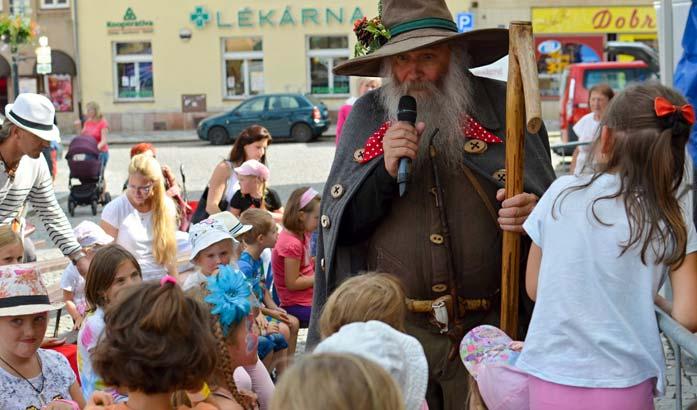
[61, 124, 339, 146]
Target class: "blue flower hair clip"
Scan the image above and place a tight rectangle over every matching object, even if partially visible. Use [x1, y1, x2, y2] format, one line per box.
[204, 264, 252, 337]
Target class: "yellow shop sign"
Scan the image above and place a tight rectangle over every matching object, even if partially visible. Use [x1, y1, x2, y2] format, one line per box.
[532, 6, 657, 34]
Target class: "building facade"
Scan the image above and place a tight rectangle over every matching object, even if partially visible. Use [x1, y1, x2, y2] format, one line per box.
[0, 0, 79, 132]
[76, 0, 655, 132]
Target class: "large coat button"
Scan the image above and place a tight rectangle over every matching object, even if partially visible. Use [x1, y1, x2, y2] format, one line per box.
[464, 139, 487, 154]
[330, 184, 344, 199]
[321, 215, 331, 229]
[353, 149, 365, 163]
[430, 234, 444, 245]
[493, 169, 506, 184]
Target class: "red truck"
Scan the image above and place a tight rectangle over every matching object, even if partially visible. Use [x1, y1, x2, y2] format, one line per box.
[558, 60, 653, 148]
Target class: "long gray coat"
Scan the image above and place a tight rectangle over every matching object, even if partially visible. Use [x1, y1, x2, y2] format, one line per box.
[307, 73, 557, 346]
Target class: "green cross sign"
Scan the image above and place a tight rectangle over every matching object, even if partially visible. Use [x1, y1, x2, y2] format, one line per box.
[123, 7, 137, 21]
[190, 6, 211, 28]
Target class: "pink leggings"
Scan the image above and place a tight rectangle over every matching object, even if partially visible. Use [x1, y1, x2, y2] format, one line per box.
[529, 376, 655, 410]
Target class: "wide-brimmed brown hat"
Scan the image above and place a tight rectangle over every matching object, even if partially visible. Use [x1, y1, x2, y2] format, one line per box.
[334, 0, 508, 77]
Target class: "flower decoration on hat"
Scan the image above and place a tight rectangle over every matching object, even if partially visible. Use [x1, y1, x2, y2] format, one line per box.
[353, 2, 391, 57]
[204, 264, 252, 337]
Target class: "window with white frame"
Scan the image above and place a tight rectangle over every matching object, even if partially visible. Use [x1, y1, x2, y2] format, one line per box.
[308, 36, 350, 95]
[40, 0, 68, 9]
[113, 42, 154, 100]
[223, 37, 263, 97]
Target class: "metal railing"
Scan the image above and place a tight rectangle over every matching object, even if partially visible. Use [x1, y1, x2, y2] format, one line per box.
[655, 306, 697, 409]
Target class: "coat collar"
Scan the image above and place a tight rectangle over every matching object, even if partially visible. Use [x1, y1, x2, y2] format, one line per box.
[466, 71, 501, 132]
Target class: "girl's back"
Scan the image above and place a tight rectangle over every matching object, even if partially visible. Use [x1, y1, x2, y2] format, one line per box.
[518, 172, 697, 395]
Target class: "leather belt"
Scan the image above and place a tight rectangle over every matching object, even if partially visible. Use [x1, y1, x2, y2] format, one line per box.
[405, 295, 493, 315]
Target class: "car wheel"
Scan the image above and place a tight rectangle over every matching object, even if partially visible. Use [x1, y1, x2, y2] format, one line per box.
[208, 127, 230, 145]
[291, 123, 313, 142]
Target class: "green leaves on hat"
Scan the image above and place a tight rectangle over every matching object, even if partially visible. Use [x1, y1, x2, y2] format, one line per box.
[353, 16, 391, 57]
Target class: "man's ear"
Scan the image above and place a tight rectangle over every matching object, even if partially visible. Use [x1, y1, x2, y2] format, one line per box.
[599, 126, 614, 154]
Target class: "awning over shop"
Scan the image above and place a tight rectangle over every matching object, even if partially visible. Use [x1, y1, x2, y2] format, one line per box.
[33, 50, 77, 75]
[0, 56, 10, 77]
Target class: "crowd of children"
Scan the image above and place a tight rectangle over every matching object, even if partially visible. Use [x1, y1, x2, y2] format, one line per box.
[2, 82, 697, 410]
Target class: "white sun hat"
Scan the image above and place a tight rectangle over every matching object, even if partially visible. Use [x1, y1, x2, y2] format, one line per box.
[314, 320, 429, 410]
[210, 211, 253, 239]
[188, 218, 236, 261]
[5, 93, 60, 143]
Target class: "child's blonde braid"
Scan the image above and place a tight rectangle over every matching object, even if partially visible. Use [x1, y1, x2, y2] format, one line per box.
[213, 320, 257, 410]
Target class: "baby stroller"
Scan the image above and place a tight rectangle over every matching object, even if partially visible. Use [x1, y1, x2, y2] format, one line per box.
[65, 135, 111, 216]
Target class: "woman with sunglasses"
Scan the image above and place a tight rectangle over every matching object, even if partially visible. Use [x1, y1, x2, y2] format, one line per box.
[100, 154, 179, 282]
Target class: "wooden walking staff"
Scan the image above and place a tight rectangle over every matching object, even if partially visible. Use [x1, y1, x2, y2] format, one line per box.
[500, 21, 542, 339]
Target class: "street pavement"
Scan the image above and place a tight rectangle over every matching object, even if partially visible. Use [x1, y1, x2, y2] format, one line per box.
[29, 130, 697, 407]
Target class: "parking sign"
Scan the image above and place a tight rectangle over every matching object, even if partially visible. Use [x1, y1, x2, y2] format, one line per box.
[456, 12, 474, 32]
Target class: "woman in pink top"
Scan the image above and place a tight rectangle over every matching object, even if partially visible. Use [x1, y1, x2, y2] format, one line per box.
[335, 77, 381, 145]
[81, 101, 110, 169]
[272, 187, 321, 327]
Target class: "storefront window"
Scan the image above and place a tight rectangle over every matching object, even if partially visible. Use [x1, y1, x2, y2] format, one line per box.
[223, 37, 263, 97]
[46, 74, 72, 112]
[308, 36, 349, 95]
[113, 41, 154, 100]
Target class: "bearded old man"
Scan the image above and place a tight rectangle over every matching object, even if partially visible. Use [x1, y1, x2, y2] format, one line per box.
[308, 0, 556, 408]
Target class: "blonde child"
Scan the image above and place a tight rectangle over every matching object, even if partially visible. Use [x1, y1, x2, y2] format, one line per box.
[229, 160, 282, 218]
[271, 187, 320, 327]
[470, 84, 697, 409]
[60, 221, 114, 332]
[239, 209, 300, 371]
[185, 219, 274, 409]
[0, 264, 85, 410]
[316, 273, 428, 410]
[87, 277, 217, 410]
[78, 244, 143, 402]
[270, 353, 405, 410]
[0, 224, 23, 265]
[318, 272, 406, 338]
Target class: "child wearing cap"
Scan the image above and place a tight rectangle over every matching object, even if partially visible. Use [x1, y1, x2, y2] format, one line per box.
[0, 264, 85, 410]
[60, 221, 114, 332]
[229, 159, 283, 218]
[315, 320, 428, 410]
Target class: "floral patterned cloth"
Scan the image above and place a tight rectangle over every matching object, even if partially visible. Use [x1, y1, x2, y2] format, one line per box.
[460, 325, 522, 378]
[77, 307, 127, 403]
[0, 348, 75, 410]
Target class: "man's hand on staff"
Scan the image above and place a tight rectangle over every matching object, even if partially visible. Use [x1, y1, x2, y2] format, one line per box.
[382, 121, 426, 178]
[496, 189, 538, 233]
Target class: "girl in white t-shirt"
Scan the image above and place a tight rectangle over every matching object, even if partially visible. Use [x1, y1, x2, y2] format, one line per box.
[462, 83, 697, 410]
[101, 154, 178, 282]
[569, 84, 614, 175]
[517, 84, 697, 408]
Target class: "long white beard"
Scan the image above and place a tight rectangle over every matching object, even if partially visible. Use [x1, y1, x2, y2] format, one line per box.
[379, 50, 474, 170]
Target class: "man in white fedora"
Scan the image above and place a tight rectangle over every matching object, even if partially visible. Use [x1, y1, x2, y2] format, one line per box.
[0, 93, 90, 275]
[310, 0, 556, 408]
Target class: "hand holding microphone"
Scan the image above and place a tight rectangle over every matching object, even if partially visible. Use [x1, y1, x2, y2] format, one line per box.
[382, 96, 425, 195]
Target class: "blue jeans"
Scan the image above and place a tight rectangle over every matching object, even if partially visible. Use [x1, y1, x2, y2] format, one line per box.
[98, 151, 109, 169]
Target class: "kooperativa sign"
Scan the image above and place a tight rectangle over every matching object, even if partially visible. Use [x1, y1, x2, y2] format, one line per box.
[107, 8, 154, 34]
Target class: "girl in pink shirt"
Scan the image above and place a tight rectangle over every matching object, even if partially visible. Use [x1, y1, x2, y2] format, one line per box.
[272, 187, 320, 327]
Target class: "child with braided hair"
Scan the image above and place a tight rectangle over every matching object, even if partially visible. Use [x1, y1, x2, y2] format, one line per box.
[186, 264, 268, 410]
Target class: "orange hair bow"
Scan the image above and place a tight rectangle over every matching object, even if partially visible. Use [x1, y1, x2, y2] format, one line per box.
[654, 96, 695, 126]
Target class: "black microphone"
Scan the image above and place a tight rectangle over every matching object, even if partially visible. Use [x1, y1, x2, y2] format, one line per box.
[397, 95, 417, 197]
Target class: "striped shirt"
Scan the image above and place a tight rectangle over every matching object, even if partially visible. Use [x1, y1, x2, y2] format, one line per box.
[0, 155, 80, 256]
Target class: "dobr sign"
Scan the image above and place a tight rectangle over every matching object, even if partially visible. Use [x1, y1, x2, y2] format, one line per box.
[532, 6, 656, 34]
[456, 12, 474, 32]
